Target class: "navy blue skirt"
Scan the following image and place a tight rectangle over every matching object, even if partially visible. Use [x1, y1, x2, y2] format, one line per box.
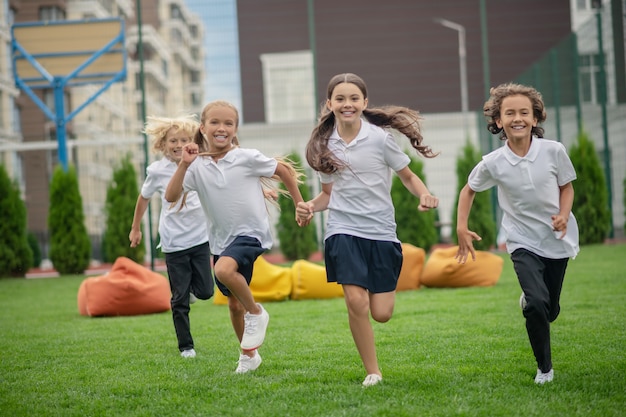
[324, 234, 403, 293]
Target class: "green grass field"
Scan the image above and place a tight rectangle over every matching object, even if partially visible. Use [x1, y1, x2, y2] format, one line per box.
[1, 244, 624, 417]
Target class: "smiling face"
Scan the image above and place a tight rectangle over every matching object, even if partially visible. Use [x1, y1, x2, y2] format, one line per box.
[163, 128, 192, 162]
[496, 94, 537, 143]
[199, 104, 238, 154]
[326, 82, 368, 125]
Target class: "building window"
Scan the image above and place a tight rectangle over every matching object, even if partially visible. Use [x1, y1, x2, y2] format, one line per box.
[39, 6, 66, 21]
[136, 102, 143, 121]
[11, 98, 21, 133]
[579, 53, 600, 103]
[43, 90, 71, 117]
[43, 89, 55, 112]
[260, 51, 315, 123]
[191, 92, 201, 107]
[135, 73, 142, 91]
[170, 28, 183, 46]
[8, 7, 16, 26]
[0, 91, 4, 129]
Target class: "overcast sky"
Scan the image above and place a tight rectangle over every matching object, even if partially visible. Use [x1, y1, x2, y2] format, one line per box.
[185, 0, 242, 111]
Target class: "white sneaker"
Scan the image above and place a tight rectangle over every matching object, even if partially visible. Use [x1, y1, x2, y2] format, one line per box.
[241, 304, 270, 350]
[519, 292, 527, 309]
[235, 352, 262, 374]
[362, 374, 383, 387]
[180, 348, 196, 358]
[534, 368, 554, 384]
[189, 293, 198, 304]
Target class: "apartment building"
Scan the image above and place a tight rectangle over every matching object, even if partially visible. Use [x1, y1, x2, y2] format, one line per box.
[0, 2, 21, 183]
[8, 0, 204, 258]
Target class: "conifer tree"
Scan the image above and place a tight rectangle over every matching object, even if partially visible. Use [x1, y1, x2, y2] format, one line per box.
[102, 154, 145, 263]
[569, 131, 610, 244]
[451, 141, 496, 250]
[48, 165, 91, 274]
[391, 155, 438, 251]
[0, 165, 33, 277]
[27, 232, 42, 268]
[276, 153, 318, 260]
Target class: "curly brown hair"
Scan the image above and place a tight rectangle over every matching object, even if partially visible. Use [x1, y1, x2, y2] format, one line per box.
[483, 83, 547, 140]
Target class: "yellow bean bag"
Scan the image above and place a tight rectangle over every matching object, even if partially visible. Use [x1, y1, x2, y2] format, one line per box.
[77, 256, 171, 316]
[290, 259, 344, 300]
[213, 256, 292, 305]
[420, 246, 503, 287]
[396, 243, 426, 291]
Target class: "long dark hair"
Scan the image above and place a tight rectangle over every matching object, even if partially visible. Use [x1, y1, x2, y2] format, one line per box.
[306, 73, 437, 174]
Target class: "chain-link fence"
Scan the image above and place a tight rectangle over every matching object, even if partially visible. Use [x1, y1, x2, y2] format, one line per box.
[479, 6, 625, 239]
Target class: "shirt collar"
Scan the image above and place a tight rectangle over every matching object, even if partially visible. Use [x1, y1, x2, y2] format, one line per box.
[503, 136, 540, 165]
[329, 119, 370, 145]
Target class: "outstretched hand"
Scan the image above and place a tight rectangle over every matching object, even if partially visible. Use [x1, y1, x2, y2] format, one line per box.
[454, 229, 482, 264]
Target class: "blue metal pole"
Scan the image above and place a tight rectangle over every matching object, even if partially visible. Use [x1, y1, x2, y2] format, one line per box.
[53, 77, 68, 171]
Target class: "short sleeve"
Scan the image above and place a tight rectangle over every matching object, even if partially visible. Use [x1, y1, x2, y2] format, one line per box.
[468, 159, 497, 192]
[556, 142, 577, 186]
[319, 171, 333, 184]
[248, 149, 278, 178]
[383, 134, 411, 172]
[141, 164, 159, 198]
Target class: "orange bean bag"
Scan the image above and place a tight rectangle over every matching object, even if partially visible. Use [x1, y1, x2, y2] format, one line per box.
[420, 246, 503, 288]
[213, 256, 292, 305]
[77, 256, 171, 316]
[396, 243, 426, 291]
[290, 259, 344, 300]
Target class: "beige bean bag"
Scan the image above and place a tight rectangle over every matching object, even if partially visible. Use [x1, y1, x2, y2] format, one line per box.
[421, 246, 503, 287]
[290, 259, 344, 300]
[77, 257, 171, 317]
[396, 243, 426, 291]
[213, 256, 292, 305]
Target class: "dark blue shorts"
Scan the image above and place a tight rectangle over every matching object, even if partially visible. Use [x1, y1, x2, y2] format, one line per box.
[324, 234, 403, 293]
[213, 236, 266, 297]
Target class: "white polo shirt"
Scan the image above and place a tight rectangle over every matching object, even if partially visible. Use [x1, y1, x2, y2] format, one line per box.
[319, 120, 410, 242]
[468, 137, 579, 259]
[141, 158, 208, 253]
[182, 147, 277, 255]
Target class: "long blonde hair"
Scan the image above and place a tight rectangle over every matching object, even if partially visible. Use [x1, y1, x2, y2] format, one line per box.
[176, 101, 304, 209]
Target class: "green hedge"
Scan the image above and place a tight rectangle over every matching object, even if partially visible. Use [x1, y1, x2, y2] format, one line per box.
[102, 154, 145, 263]
[391, 155, 439, 252]
[48, 165, 91, 274]
[569, 130, 610, 244]
[451, 141, 496, 250]
[276, 153, 318, 261]
[0, 165, 33, 277]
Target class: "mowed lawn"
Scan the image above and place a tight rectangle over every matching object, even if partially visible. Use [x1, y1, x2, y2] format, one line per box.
[0, 243, 624, 417]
